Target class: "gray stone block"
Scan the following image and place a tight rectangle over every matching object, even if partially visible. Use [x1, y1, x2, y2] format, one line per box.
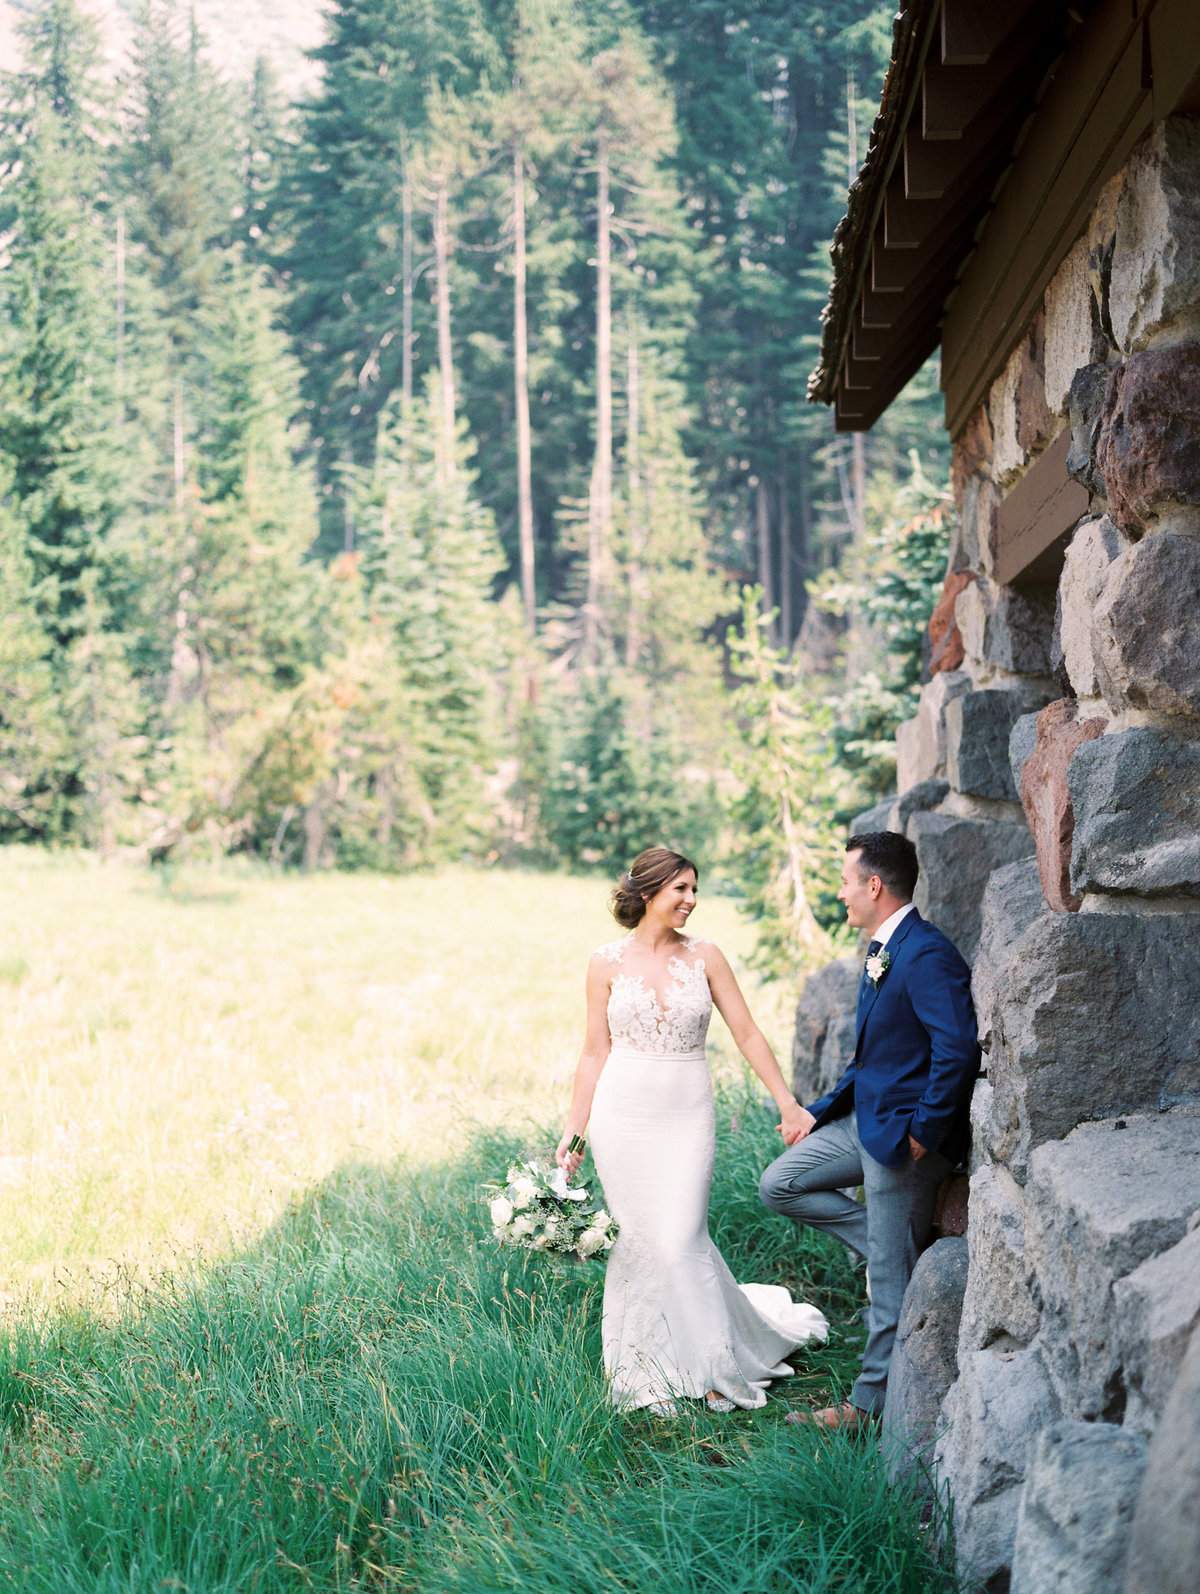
[972, 855, 1047, 1056]
[791, 956, 859, 1106]
[1066, 362, 1112, 497]
[899, 671, 972, 791]
[1093, 530, 1200, 719]
[947, 690, 1045, 801]
[849, 797, 895, 837]
[1025, 1109, 1200, 1420]
[1010, 1422, 1147, 1594]
[958, 1162, 1041, 1355]
[1009, 712, 1041, 798]
[1110, 116, 1200, 354]
[1044, 234, 1103, 416]
[893, 778, 949, 834]
[1056, 516, 1129, 701]
[1113, 1223, 1200, 1435]
[935, 1344, 1061, 1590]
[910, 811, 1036, 963]
[1069, 728, 1200, 898]
[956, 577, 1057, 679]
[1126, 1322, 1200, 1594]
[882, 1237, 969, 1483]
[975, 914, 1200, 1181]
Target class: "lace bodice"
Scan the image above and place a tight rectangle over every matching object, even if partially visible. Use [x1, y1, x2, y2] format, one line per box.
[598, 936, 713, 1056]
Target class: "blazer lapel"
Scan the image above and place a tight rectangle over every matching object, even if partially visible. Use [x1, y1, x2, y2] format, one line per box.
[854, 909, 922, 1053]
[855, 969, 881, 1048]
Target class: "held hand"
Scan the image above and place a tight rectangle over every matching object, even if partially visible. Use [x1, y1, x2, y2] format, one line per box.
[778, 1101, 816, 1147]
[908, 1133, 928, 1162]
[555, 1131, 586, 1180]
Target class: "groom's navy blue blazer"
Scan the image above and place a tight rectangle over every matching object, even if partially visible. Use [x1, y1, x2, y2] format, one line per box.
[807, 909, 979, 1169]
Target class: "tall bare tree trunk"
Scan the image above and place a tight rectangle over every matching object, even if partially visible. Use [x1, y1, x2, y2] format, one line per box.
[115, 209, 125, 428]
[402, 154, 414, 407]
[756, 476, 776, 645]
[433, 172, 456, 470]
[585, 130, 612, 666]
[624, 320, 643, 669]
[173, 377, 185, 511]
[778, 456, 792, 652]
[851, 432, 867, 541]
[343, 447, 355, 553]
[513, 141, 536, 634]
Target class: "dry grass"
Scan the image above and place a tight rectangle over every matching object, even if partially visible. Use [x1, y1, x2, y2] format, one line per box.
[0, 850, 790, 1295]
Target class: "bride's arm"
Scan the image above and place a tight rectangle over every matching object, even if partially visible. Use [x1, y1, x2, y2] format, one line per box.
[705, 944, 815, 1146]
[555, 954, 613, 1176]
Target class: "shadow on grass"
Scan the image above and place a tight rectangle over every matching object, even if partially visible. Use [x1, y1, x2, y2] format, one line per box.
[0, 1079, 961, 1594]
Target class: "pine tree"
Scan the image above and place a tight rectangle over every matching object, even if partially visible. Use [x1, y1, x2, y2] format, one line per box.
[60, 573, 145, 852]
[538, 671, 717, 873]
[0, 0, 123, 646]
[613, 342, 726, 743]
[288, 379, 506, 867]
[727, 591, 850, 975]
[275, 0, 506, 546]
[0, 469, 67, 840]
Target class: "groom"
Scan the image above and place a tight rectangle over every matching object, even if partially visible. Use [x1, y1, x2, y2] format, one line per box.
[758, 831, 979, 1430]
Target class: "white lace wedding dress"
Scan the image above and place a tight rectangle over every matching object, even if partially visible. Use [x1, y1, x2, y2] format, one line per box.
[589, 936, 828, 1411]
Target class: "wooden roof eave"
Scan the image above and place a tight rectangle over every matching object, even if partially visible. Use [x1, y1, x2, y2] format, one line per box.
[807, 0, 943, 412]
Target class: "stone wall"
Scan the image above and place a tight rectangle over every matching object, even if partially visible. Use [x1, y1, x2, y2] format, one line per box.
[794, 114, 1200, 1594]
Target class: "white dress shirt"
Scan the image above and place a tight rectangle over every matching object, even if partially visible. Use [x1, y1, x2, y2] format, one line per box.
[872, 901, 916, 949]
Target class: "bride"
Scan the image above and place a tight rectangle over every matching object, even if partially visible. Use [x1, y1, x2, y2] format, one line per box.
[556, 846, 827, 1413]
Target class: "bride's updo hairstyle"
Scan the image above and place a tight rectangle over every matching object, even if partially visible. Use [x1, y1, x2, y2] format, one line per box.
[611, 846, 699, 929]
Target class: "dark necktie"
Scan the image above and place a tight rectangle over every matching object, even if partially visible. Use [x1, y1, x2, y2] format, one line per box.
[858, 939, 883, 1012]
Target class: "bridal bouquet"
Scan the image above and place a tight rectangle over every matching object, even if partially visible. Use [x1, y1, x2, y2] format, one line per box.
[485, 1160, 617, 1260]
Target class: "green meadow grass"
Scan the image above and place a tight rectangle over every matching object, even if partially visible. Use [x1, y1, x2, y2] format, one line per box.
[0, 852, 959, 1592]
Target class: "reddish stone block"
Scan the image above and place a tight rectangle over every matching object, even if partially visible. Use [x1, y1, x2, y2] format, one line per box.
[1020, 699, 1107, 913]
[951, 403, 994, 506]
[1096, 347, 1200, 532]
[928, 569, 977, 674]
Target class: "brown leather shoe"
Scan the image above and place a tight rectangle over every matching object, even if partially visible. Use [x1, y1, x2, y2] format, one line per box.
[784, 1400, 878, 1432]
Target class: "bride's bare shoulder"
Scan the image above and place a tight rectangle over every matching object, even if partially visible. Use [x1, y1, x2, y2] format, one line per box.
[592, 938, 630, 966]
[684, 936, 729, 968]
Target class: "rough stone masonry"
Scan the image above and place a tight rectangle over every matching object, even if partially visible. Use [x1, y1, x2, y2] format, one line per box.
[794, 113, 1200, 1594]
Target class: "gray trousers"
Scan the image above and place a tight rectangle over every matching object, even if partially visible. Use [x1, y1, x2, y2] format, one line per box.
[758, 1110, 950, 1414]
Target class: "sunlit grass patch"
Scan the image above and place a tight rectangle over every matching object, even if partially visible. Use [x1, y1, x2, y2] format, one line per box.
[0, 850, 788, 1294]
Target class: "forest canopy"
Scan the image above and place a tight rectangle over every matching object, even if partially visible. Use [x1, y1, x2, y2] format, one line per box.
[0, 0, 951, 967]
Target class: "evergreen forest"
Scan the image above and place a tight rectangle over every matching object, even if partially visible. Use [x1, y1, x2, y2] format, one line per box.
[0, 0, 954, 968]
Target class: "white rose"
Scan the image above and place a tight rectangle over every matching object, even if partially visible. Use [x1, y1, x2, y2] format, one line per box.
[576, 1228, 607, 1258]
[532, 1233, 550, 1251]
[511, 1215, 534, 1239]
[510, 1178, 537, 1209]
[592, 1210, 611, 1230]
[489, 1196, 514, 1228]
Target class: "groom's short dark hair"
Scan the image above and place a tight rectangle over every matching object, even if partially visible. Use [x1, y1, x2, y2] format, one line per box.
[846, 831, 919, 901]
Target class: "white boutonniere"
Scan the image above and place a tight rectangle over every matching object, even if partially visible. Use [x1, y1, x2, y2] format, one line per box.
[865, 948, 891, 987]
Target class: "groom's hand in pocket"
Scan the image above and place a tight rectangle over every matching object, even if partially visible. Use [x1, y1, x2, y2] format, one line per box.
[779, 1102, 816, 1146]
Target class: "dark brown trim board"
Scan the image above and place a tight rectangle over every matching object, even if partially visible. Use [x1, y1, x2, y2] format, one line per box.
[993, 429, 1090, 586]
